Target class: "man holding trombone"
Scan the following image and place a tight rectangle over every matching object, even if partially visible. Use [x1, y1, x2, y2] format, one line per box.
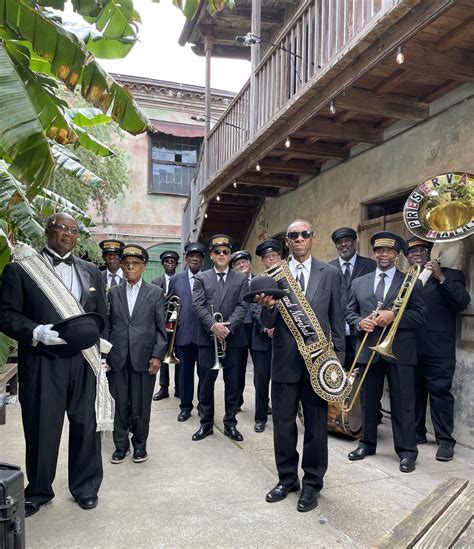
[345, 232, 427, 473]
[192, 234, 249, 442]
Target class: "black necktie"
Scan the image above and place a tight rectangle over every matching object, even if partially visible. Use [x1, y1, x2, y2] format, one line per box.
[296, 264, 305, 292]
[217, 273, 225, 297]
[343, 262, 351, 285]
[375, 273, 387, 303]
[44, 248, 73, 266]
[110, 274, 117, 287]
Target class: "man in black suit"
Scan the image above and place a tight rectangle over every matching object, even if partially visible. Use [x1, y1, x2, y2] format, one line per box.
[192, 234, 249, 442]
[256, 220, 345, 513]
[167, 242, 207, 422]
[229, 249, 253, 411]
[328, 227, 376, 369]
[0, 213, 108, 516]
[99, 239, 124, 290]
[251, 239, 282, 433]
[346, 231, 427, 473]
[405, 237, 470, 461]
[152, 250, 180, 401]
[107, 245, 167, 464]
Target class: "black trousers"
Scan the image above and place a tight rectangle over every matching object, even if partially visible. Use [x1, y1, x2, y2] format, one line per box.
[18, 353, 102, 505]
[344, 335, 356, 370]
[237, 324, 252, 407]
[158, 332, 180, 394]
[198, 346, 245, 427]
[252, 348, 271, 422]
[272, 373, 328, 491]
[359, 360, 418, 459]
[415, 354, 456, 446]
[177, 343, 202, 413]
[108, 357, 156, 452]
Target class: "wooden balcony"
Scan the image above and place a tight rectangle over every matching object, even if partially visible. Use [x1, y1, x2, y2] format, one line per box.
[182, 0, 474, 245]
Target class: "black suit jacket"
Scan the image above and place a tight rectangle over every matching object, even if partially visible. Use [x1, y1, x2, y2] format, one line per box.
[417, 267, 470, 357]
[108, 280, 167, 372]
[151, 274, 167, 293]
[168, 271, 198, 347]
[261, 258, 345, 383]
[192, 269, 249, 347]
[0, 256, 107, 357]
[345, 269, 427, 365]
[250, 304, 272, 352]
[329, 255, 376, 334]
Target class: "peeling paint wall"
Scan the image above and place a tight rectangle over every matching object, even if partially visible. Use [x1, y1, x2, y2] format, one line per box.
[245, 93, 474, 447]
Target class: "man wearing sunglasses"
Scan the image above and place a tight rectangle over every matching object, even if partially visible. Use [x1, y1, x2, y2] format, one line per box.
[0, 212, 108, 516]
[191, 234, 249, 442]
[152, 250, 180, 401]
[257, 219, 345, 512]
[405, 236, 470, 461]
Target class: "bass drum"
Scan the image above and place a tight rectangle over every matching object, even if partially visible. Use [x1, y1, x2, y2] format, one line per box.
[297, 371, 362, 439]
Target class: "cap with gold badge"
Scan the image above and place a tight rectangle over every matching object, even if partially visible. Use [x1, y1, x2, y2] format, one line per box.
[208, 234, 233, 250]
[405, 236, 434, 255]
[99, 239, 124, 255]
[370, 231, 406, 254]
[120, 244, 149, 263]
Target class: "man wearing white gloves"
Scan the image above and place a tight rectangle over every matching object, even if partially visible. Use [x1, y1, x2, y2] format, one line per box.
[0, 213, 108, 517]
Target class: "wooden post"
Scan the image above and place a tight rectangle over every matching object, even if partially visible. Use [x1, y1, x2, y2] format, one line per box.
[204, 33, 213, 187]
[250, 0, 261, 138]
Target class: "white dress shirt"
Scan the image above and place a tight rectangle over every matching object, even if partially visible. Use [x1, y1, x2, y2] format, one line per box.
[188, 269, 200, 291]
[106, 267, 123, 289]
[373, 266, 396, 301]
[213, 267, 229, 283]
[164, 274, 171, 294]
[43, 247, 82, 301]
[288, 256, 312, 295]
[126, 278, 143, 316]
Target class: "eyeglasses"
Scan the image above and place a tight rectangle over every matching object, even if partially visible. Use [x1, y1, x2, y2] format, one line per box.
[163, 259, 177, 264]
[407, 248, 429, 256]
[213, 249, 230, 256]
[50, 223, 79, 236]
[287, 230, 313, 240]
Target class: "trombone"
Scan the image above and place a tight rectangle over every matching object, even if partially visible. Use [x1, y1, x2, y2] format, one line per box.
[164, 295, 181, 365]
[210, 305, 226, 370]
[342, 264, 421, 412]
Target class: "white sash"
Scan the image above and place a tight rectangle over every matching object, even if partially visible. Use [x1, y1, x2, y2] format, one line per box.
[12, 242, 114, 431]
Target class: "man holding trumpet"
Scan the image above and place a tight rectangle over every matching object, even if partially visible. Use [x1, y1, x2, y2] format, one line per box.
[192, 234, 249, 442]
[345, 232, 427, 473]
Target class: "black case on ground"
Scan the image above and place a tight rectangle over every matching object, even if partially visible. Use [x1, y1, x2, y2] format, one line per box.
[0, 463, 25, 549]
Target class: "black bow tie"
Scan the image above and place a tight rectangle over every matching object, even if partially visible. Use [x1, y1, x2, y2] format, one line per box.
[44, 249, 73, 266]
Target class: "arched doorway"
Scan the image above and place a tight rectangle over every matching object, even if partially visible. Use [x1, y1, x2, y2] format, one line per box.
[144, 242, 181, 283]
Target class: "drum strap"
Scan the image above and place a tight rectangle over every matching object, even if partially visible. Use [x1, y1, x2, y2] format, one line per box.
[265, 261, 351, 403]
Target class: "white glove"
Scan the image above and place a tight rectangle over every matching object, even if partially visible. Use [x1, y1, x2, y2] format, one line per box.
[33, 324, 67, 346]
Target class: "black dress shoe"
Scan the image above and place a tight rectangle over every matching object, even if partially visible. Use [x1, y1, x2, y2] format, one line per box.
[254, 421, 266, 433]
[297, 487, 319, 512]
[110, 448, 130, 464]
[266, 480, 301, 503]
[25, 501, 41, 518]
[399, 457, 416, 473]
[224, 426, 243, 441]
[177, 410, 191, 422]
[76, 495, 98, 510]
[436, 445, 454, 461]
[133, 448, 148, 463]
[348, 447, 375, 461]
[153, 388, 169, 401]
[192, 425, 214, 441]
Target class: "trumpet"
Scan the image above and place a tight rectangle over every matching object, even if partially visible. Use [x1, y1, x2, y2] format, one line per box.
[210, 305, 226, 370]
[164, 295, 181, 365]
[342, 264, 421, 412]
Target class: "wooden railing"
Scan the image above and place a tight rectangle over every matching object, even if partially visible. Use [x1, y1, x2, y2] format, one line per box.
[183, 0, 397, 243]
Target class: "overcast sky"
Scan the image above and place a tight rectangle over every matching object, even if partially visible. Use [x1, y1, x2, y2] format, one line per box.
[72, 0, 251, 93]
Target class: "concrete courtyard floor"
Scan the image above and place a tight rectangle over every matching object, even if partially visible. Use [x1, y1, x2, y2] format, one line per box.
[2, 365, 473, 548]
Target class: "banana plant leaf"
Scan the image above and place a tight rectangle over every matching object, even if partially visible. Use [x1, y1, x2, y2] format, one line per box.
[0, 43, 54, 197]
[50, 142, 104, 187]
[33, 188, 94, 226]
[0, 219, 11, 275]
[0, 333, 16, 368]
[169, 0, 234, 16]
[66, 107, 112, 127]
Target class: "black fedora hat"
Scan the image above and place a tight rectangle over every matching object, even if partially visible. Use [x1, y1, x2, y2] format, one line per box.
[53, 312, 104, 353]
[243, 276, 287, 304]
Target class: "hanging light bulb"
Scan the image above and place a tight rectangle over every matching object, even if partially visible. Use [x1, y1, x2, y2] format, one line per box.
[285, 137, 291, 148]
[329, 99, 336, 115]
[256, 163, 261, 172]
[216, 195, 221, 201]
[233, 181, 237, 188]
[204, 213, 208, 219]
[396, 46, 404, 65]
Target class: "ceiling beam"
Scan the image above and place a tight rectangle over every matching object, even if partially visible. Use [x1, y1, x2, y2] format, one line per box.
[210, 196, 263, 207]
[373, 69, 412, 96]
[420, 79, 463, 103]
[401, 40, 474, 83]
[257, 159, 320, 175]
[296, 118, 383, 144]
[221, 186, 280, 198]
[235, 174, 299, 188]
[435, 15, 474, 51]
[336, 88, 428, 120]
[275, 142, 350, 162]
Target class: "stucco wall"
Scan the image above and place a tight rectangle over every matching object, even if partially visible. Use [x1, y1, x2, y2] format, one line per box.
[245, 93, 474, 447]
